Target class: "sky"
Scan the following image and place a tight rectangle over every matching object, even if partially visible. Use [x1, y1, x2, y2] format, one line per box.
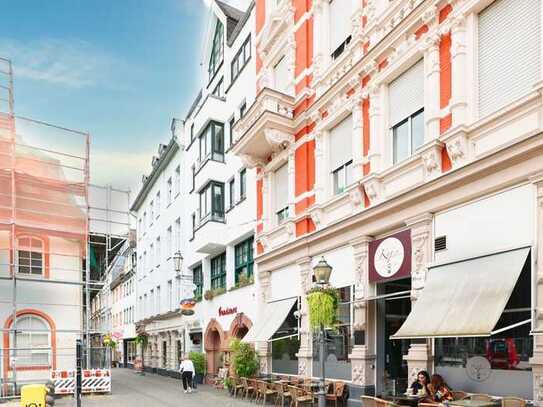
[0, 0, 212, 196]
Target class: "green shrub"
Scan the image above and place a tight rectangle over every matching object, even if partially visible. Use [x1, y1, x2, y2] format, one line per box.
[230, 338, 259, 377]
[189, 351, 206, 375]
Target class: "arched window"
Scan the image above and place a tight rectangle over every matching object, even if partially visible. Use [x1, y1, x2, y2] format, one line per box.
[11, 315, 50, 367]
[17, 236, 44, 275]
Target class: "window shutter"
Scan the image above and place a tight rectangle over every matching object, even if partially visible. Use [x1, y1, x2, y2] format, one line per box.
[329, 114, 353, 171]
[388, 59, 424, 127]
[478, 0, 541, 118]
[274, 163, 289, 211]
[274, 57, 290, 93]
[330, 0, 352, 54]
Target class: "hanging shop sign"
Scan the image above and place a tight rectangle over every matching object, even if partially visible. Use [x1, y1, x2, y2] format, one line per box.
[180, 299, 196, 316]
[218, 306, 238, 317]
[369, 229, 411, 283]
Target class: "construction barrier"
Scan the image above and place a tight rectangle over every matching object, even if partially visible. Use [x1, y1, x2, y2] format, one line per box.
[50, 369, 111, 394]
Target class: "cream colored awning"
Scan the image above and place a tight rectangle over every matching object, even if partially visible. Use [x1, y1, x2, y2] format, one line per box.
[242, 298, 297, 343]
[392, 247, 530, 339]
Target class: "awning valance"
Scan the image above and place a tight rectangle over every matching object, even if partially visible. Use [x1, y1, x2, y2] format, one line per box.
[392, 247, 530, 340]
[242, 298, 297, 343]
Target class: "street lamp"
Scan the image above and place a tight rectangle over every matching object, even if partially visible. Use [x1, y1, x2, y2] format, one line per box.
[313, 257, 332, 407]
[173, 251, 183, 274]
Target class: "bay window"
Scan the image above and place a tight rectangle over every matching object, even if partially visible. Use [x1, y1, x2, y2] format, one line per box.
[235, 237, 254, 283]
[199, 121, 224, 164]
[210, 253, 226, 290]
[389, 59, 424, 164]
[198, 181, 224, 223]
[330, 114, 353, 195]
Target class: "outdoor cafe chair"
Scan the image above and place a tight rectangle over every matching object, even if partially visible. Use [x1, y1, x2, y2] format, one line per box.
[362, 395, 379, 407]
[469, 394, 494, 402]
[288, 385, 314, 407]
[233, 377, 245, 398]
[325, 381, 347, 407]
[501, 397, 526, 407]
[260, 381, 278, 405]
[452, 391, 468, 400]
[254, 380, 266, 403]
[274, 382, 291, 406]
[242, 377, 256, 400]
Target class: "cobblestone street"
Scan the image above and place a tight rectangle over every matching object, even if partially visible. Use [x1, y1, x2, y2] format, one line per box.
[6, 368, 250, 407]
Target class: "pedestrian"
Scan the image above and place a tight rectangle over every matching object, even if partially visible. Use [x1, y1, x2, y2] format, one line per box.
[179, 354, 195, 394]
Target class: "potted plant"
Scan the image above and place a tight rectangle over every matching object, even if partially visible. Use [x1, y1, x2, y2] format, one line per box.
[306, 287, 339, 331]
[189, 351, 206, 384]
[134, 334, 148, 375]
[229, 338, 259, 377]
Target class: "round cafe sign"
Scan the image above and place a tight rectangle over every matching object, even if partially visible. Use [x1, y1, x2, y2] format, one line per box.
[373, 237, 405, 278]
[466, 356, 491, 382]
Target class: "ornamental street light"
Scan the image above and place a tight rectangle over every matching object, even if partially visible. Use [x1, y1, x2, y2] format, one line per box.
[313, 257, 333, 407]
[173, 251, 183, 274]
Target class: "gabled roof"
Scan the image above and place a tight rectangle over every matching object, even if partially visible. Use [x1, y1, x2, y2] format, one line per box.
[215, 0, 253, 46]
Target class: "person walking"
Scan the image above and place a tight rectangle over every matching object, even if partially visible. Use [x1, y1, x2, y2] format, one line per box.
[179, 354, 195, 394]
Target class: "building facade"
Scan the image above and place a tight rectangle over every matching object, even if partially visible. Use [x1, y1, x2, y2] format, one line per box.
[231, 0, 543, 403]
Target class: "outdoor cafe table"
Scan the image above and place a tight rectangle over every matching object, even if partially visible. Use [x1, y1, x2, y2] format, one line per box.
[381, 394, 423, 407]
[450, 400, 500, 407]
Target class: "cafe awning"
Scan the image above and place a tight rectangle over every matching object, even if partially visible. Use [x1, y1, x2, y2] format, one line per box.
[242, 297, 297, 343]
[392, 247, 530, 339]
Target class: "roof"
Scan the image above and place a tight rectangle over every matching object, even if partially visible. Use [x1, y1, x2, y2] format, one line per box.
[215, 0, 254, 46]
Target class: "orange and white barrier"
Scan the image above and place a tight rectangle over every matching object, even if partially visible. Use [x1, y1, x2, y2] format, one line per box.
[50, 369, 111, 394]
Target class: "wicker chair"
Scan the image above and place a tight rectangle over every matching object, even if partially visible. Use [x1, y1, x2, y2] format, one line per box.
[288, 385, 314, 407]
[452, 391, 468, 400]
[260, 381, 278, 405]
[254, 380, 266, 403]
[241, 377, 255, 400]
[361, 395, 378, 407]
[375, 397, 392, 407]
[469, 394, 493, 402]
[501, 397, 526, 407]
[233, 377, 245, 398]
[274, 382, 291, 407]
[325, 382, 347, 407]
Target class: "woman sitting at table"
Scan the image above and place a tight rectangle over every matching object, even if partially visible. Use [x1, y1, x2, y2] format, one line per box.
[410, 370, 430, 396]
[428, 374, 453, 403]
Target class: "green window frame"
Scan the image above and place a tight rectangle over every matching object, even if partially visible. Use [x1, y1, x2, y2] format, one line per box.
[235, 237, 254, 283]
[209, 20, 224, 80]
[210, 253, 226, 290]
[193, 265, 203, 299]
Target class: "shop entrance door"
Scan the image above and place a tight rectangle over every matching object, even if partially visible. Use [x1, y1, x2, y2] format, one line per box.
[376, 278, 411, 395]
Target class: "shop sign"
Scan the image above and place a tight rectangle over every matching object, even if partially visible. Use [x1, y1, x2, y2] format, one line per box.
[218, 306, 238, 316]
[369, 229, 411, 283]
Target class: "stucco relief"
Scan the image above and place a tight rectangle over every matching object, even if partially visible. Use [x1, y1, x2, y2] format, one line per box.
[352, 365, 366, 385]
[264, 129, 294, 154]
[363, 177, 381, 205]
[445, 132, 469, 168]
[309, 207, 324, 229]
[411, 230, 429, 292]
[348, 185, 364, 212]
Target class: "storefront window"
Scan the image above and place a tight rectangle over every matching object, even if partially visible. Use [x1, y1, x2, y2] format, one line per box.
[272, 336, 300, 375]
[312, 286, 352, 380]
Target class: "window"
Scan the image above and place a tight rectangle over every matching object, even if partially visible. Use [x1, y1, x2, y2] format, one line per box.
[209, 20, 224, 79]
[274, 164, 289, 223]
[329, 0, 352, 59]
[228, 116, 235, 147]
[235, 237, 254, 283]
[156, 237, 161, 266]
[190, 123, 195, 142]
[191, 213, 196, 238]
[143, 212, 147, 230]
[329, 114, 353, 195]
[150, 243, 154, 271]
[228, 178, 235, 209]
[392, 109, 424, 164]
[193, 265, 203, 299]
[212, 78, 224, 98]
[198, 121, 225, 164]
[17, 236, 44, 275]
[175, 218, 181, 252]
[231, 36, 251, 83]
[155, 192, 160, 217]
[11, 315, 50, 367]
[150, 289, 154, 315]
[210, 253, 226, 290]
[167, 177, 172, 205]
[168, 280, 173, 311]
[191, 164, 196, 192]
[239, 102, 247, 119]
[389, 59, 424, 164]
[478, 0, 541, 118]
[274, 56, 290, 93]
[240, 169, 247, 200]
[166, 226, 172, 258]
[198, 181, 224, 223]
[175, 166, 181, 196]
[149, 201, 154, 223]
[156, 286, 161, 314]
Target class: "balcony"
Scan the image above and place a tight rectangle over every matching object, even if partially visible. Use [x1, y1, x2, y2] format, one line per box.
[231, 88, 296, 167]
[192, 210, 226, 255]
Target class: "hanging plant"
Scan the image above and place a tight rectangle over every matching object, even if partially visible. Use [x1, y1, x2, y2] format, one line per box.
[103, 334, 117, 349]
[134, 334, 148, 347]
[306, 287, 339, 331]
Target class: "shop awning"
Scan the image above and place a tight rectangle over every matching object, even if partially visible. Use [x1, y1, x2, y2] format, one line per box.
[391, 247, 530, 339]
[242, 297, 297, 343]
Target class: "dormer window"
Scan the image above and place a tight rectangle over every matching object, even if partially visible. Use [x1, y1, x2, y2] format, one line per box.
[209, 20, 224, 80]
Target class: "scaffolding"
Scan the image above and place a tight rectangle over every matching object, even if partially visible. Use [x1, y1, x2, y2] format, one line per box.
[0, 57, 129, 397]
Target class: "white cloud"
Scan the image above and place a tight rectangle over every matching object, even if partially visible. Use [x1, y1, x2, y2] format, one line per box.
[0, 38, 121, 89]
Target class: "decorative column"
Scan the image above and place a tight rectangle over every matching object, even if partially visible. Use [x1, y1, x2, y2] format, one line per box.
[257, 269, 272, 375]
[296, 257, 314, 378]
[351, 92, 364, 183]
[262, 173, 271, 232]
[403, 214, 434, 384]
[450, 15, 468, 127]
[367, 84, 382, 173]
[422, 33, 441, 142]
[313, 129, 326, 204]
[530, 175, 543, 403]
[287, 150, 296, 217]
[349, 237, 376, 393]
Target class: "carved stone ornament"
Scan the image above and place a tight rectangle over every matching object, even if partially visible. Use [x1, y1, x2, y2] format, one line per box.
[298, 359, 306, 376]
[446, 134, 468, 167]
[264, 129, 294, 153]
[364, 178, 381, 204]
[352, 365, 366, 385]
[310, 208, 324, 228]
[239, 154, 266, 169]
[349, 185, 364, 211]
[411, 230, 429, 291]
